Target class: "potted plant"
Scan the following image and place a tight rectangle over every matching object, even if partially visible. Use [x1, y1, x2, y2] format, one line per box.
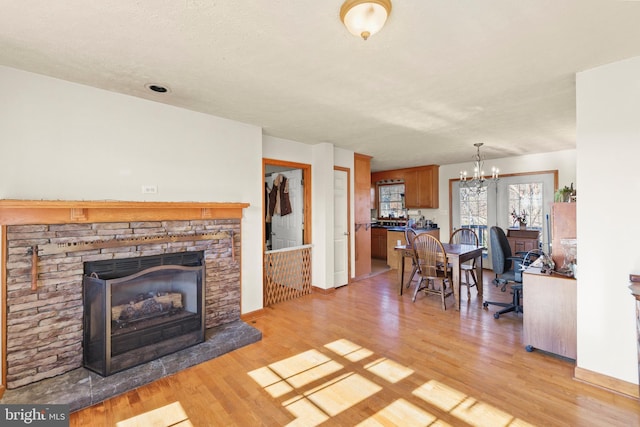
[511, 209, 528, 229]
[555, 183, 576, 202]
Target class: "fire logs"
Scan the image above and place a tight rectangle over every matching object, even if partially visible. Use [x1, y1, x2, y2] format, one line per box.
[112, 292, 183, 322]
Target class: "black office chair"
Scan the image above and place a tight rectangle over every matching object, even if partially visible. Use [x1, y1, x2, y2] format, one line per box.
[483, 226, 525, 319]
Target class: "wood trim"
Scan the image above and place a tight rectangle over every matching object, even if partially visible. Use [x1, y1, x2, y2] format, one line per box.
[335, 166, 352, 285]
[262, 159, 312, 248]
[574, 367, 639, 399]
[311, 285, 336, 295]
[241, 308, 269, 323]
[0, 200, 249, 225]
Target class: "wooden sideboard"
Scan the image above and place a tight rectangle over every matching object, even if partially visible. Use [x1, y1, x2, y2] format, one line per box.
[506, 228, 539, 254]
[523, 269, 577, 359]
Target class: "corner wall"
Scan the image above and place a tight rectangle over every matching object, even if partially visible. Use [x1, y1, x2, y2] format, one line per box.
[576, 55, 640, 386]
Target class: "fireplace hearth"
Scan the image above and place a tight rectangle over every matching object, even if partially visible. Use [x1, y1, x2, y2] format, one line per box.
[83, 252, 205, 376]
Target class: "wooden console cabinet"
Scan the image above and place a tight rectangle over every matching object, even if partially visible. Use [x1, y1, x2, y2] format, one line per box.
[523, 269, 577, 359]
[506, 228, 539, 254]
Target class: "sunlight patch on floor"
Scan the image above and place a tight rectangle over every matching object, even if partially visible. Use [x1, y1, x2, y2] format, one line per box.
[355, 398, 440, 427]
[269, 349, 333, 378]
[115, 401, 191, 427]
[365, 357, 414, 383]
[325, 338, 374, 362]
[303, 372, 382, 416]
[249, 339, 533, 426]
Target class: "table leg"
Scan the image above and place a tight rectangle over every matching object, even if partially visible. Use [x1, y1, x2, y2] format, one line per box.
[398, 252, 405, 295]
[451, 260, 460, 311]
[476, 254, 483, 296]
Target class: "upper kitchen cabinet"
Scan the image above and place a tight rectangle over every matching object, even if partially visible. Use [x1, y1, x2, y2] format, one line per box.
[372, 165, 439, 209]
[413, 165, 439, 208]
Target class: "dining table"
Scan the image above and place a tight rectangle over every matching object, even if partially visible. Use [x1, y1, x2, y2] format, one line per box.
[395, 243, 484, 311]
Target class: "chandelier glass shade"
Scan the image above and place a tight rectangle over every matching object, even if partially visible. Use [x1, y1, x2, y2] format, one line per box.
[460, 143, 499, 193]
[340, 0, 392, 40]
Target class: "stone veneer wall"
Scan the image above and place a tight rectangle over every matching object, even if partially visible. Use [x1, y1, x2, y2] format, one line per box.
[5, 219, 241, 389]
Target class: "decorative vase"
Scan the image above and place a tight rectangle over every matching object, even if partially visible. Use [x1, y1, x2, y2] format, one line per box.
[519, 222, 526, 230]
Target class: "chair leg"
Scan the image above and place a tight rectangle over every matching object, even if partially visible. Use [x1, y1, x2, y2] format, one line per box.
[412, 277, 424, 302]
[407, 265, 418, 288]
[441, 282, 446, 310]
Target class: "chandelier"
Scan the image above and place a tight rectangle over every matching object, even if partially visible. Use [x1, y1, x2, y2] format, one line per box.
[340, 0, 392, 40]
[459, 143, 499, 193]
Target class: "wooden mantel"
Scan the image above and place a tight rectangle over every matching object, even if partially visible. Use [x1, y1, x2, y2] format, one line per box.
[0, 199, 250, 225]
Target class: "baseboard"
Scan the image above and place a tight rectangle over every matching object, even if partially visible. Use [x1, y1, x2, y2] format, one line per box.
[574, 366, 639, 399]
[311, 285, 336, 295]
[241, 308, 268, 322]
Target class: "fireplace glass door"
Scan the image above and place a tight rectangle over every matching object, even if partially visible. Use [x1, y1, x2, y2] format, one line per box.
[83, 252, 205, 376]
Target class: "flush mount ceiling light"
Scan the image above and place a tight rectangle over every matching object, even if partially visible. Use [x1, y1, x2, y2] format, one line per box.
[340, 0, 392, 40]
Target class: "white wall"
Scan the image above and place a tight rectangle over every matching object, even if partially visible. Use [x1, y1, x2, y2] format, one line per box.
[577, 56, 640, 385]
[0, 66, 265, 314]
[437, 150, 576, 237]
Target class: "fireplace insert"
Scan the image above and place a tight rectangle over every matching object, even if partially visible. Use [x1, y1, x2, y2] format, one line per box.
[83, 252, 205, 376]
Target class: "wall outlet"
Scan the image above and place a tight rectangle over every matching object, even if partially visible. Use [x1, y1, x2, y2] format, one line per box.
[141, 185, 158, 194]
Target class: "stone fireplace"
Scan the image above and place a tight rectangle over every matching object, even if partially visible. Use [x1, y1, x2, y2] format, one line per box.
[0, 200, 251, 391]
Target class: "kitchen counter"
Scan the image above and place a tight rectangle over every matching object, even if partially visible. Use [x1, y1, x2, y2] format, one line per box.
[373, 225, 439, 232]
[386, 227, 440, 268]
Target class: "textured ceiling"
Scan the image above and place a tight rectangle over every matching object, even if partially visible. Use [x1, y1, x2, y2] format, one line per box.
[2, 1, 640, 171]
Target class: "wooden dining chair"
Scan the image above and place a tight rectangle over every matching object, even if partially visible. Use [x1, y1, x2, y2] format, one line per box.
[450, 228, 479, 300]
[412, 233, 453, 309]
[404, 228, 419, 288]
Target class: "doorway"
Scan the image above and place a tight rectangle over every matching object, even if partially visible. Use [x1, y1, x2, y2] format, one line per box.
[263, 159, 312, 307]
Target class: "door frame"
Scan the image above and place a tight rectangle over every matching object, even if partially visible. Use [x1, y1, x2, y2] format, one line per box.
[334, 166, 351, 286]
[263, 158, 312, 251]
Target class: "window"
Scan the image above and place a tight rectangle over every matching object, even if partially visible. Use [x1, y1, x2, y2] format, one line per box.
[452, 171, 556, 253]
[459, 187, 488, 247]
[508, 183, 543, 228]
[379, 183, 405, 218]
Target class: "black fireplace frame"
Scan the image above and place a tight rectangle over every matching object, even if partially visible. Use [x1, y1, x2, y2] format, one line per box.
[82, 251, 205, 376]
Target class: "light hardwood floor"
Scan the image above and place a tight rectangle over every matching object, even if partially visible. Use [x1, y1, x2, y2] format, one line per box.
[70, 268, 639, 426]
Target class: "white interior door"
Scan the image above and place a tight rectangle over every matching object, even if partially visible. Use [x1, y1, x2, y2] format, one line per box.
[334, 169, 349, 287]
[268, 170, 303, 250]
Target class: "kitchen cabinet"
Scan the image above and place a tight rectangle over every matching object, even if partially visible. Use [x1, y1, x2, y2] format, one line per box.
[354, 153, 372, 279]
[506, 228, 539, 254]
[371, 227, 387, 259]
[523, 269, 576, 359]
[371, 165, 439, 210]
